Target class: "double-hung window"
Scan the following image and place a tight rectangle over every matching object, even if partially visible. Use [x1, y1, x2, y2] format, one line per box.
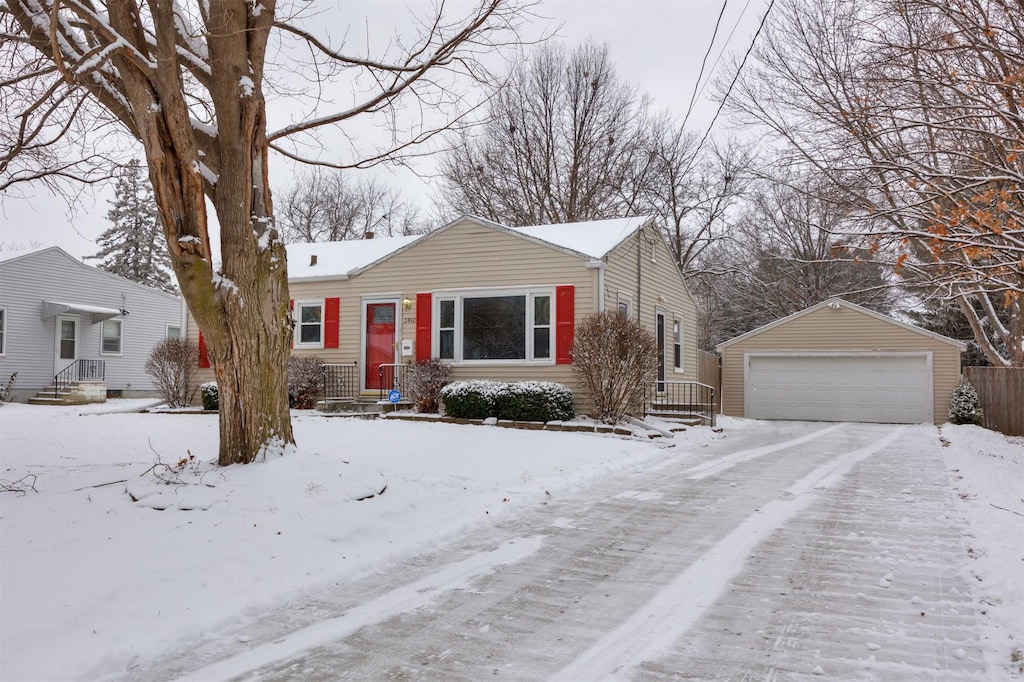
[295, 301, 324, 347]
[436, 290, 553, 362]
[101, 319, 122, 355]
[673, 317, 683, 371]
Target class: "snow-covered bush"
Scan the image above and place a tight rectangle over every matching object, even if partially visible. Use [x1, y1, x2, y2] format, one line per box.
[0, 372, 17, 403]
[200, 382, 219, 411]
[144, 339, 200, 408]
[405, 358, 452, 413]
[949, 378, 984, 425]
[494, 381, 574, 422]
[441, 380, 574, 421]
[572, 311, 658, 424]
[288, 356, 323, 409]
[441, 380, 503, 419]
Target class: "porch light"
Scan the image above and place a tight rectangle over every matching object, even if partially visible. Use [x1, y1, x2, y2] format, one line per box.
[402, 297, 413, 311]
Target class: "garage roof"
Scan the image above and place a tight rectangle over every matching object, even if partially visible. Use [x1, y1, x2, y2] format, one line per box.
[715, 298, 967, 351]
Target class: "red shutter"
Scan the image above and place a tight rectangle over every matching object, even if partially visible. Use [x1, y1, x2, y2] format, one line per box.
[555, 285, 575, 365]
[198, 332, 211, 368]
[289, 299, 294, 349]
[324, 297, 340, 349]
[416, 293, 432, 361]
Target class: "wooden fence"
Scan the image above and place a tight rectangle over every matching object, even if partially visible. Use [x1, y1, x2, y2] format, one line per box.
[697, 350, 721, 406]
[963, 367, 1024, 436]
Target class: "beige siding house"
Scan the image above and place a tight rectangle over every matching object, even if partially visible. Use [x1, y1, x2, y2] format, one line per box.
[716, 299, 965, 424]
[188, 215, 700, 415]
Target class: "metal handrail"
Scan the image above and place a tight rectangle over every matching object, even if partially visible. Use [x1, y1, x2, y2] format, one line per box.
[320, 363, 358, 401]
[643, 380, 716, 427]
[54, 359, 105, 398]
[377, 363, 404, 401]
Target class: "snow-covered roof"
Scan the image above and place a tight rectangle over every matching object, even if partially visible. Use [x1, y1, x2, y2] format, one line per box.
[510, 216, 653, 259]
[286, 235, 425, 280]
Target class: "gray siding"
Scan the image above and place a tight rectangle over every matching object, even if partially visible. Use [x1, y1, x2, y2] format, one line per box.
[0, 248, 182, 400]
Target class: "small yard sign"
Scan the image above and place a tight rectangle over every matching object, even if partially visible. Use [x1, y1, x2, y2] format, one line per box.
[388, 390, 401, 404]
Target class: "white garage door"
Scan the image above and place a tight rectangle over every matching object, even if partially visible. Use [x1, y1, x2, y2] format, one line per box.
[746, 353, 932, 423]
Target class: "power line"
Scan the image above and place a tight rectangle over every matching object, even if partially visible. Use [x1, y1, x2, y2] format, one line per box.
[689, 0, 776, 163]
[695, 0, 755, 106]
[682, 0, 730, 129]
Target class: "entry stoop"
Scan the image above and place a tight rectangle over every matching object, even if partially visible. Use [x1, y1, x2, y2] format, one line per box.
[28, 381, 107, 405]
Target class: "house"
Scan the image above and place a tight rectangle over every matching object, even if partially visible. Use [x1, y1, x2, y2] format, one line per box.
[188, 215, 701, 415]
[0, 247, 184, 403]
[716, 298, 965, 424]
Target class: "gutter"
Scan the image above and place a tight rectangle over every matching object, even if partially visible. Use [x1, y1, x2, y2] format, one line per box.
[585, 261, 606, 312]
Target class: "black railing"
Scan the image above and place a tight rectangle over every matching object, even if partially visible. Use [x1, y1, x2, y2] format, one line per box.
[320, 363, 358, 401]
[377, 363, 405, 402]
[643, 380, 716, 427]
[54, 359, 105, 398]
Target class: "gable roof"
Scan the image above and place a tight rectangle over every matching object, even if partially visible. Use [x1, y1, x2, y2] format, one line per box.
[0, 246, 180, 302]
[715, 297, 967, 351]
[511, 216, 654, 259]
[287, 234, 425, 281]
[285, 215, 656, 281]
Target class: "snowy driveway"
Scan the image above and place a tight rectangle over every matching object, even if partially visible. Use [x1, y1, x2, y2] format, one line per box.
[130, 421, 986, 681]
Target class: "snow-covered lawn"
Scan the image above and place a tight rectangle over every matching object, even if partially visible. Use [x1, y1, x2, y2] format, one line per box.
[1, 402, 1020, 680]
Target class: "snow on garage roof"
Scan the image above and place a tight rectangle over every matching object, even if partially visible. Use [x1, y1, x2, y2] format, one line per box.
[286, 234, 425, 280]
[510, 216, 653, 259]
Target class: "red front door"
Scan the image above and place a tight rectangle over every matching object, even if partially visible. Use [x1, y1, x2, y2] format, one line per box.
[365, 302, 396, 390]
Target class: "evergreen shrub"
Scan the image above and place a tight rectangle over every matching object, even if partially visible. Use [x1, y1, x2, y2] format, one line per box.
[441, 380, 574, 421]
[949, 379, 984, 425]
[200, 382, 219, 411]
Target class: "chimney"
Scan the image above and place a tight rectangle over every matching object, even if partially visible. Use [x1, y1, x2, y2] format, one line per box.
[309, 254, 317, 266]
[364, 231, 374, 240]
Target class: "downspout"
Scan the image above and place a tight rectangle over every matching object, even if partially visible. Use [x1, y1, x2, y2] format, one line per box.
[585, 261, 605, 312]
[636, 227, 642, 321]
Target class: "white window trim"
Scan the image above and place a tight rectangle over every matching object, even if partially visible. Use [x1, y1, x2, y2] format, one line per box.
[673, 315, 685, 373]
[100, 318, 123, 356]
[0, 307, 6, 356]
[165, 324, 182, 340]
[433, 287, 556, 365]
[617, 292, 632, 317]
[293, 299, 325, 349]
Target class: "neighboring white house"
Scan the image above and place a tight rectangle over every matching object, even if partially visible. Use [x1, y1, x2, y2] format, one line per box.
[0, 247, 183, 403]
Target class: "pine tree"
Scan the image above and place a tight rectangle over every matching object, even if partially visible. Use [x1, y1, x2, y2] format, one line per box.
[949, 379, 984, 425]
[88, 160, 176, 294]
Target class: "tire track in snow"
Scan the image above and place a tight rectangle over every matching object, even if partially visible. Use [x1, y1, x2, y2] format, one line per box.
[681, 423, 846, 480]
[551, 427, 903, 681]
[169, 537, 544, 682]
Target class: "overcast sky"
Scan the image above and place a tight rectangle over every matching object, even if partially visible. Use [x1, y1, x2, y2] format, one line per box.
[0, 0, 769, 261]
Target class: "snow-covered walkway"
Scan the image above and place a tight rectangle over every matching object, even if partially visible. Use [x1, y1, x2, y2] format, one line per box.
[125, 422, 988, 681]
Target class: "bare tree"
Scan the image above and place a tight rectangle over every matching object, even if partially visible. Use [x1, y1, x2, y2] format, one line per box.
[728, 0, 1024, 366]
[634, 123, 753, 274]
[437, 40, 651, 225]
[693, 167, 893, 348]
[277, 169, 425, 243]
[2, 1, 533, 464]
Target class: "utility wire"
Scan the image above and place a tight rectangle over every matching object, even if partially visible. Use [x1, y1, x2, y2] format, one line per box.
[682, 0, 730, 129]
[695, 0, 754, 106]
[689, 0, 776, 164]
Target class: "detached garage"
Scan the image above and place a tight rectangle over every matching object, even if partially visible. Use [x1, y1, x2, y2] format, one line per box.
[716, 299, 965, 424]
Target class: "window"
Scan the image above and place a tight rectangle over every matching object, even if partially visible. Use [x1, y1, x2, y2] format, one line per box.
[101, 319, 122, 354]
[673, 317, 683, 371]
[0, 308, 5, 356]
[295, 301, 323, 347]
[166, 325, 181, 340]
[435, 290, 553, 362]
[617, 293, 632, 317]
[439, 299, 455, 360]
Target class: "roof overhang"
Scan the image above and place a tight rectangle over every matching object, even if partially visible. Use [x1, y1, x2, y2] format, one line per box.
[41, 300, 124, 321]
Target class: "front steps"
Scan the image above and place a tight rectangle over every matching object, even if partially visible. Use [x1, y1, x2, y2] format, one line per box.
[28, 381, 107, 405]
